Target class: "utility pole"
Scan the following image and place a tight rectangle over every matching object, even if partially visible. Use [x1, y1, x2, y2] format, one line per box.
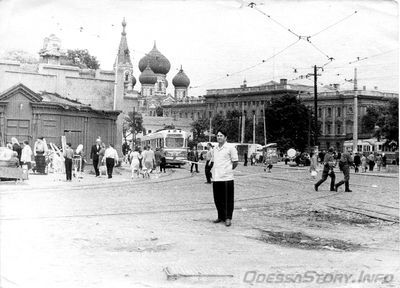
[209, 116, 212, 142]
[241, 102, 245, 143]
[263, 102, 267, 145]
[313, 65, 318, 147]
[252, 111, 256, 145]
[353, 68, 358, 152]
[238, 116, 241, 143]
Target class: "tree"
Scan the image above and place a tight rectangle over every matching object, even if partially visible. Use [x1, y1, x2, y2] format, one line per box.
[263, 94, 317, 152]
[361, 99, 398, 147]
[123, 111, 144, 145]
[190, 118, 209, 142]
[361, 106, 383, 135]
[66, 49, 100, 69]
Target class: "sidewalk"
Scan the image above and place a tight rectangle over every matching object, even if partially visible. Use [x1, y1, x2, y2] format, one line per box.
[0, 163, 185, 191]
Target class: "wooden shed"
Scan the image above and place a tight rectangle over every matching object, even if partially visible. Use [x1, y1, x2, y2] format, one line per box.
[0, 83, 120, 158]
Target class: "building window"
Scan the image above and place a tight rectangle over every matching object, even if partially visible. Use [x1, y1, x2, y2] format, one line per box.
[179, 112, 182, 118]
[337, 107, 341, 117]
[337, 124, 341, 134]
[182, 90, 186, 98]
[326, 142, 330, 149]
[327, 124, 331, 134]
[318, 108, 322, 117]
[185, 112, 188, 118]
[191, 112, 194, 119]
[348, 106, 353, 114]
[327, 108, 332, 117]
[197, 112, 200, 119]
[125, 72, 129, 81]
[150, 88, 153, 95]
[209, 111, 212, 118]
[158, 82, 162, 91]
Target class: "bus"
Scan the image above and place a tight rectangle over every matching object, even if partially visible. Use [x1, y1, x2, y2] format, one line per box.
[140, 129, 189, 167]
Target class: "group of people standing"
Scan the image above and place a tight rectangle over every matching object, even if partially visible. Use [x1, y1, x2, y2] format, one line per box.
[90, 139, 118, 179]
[128, 146, 166, 178]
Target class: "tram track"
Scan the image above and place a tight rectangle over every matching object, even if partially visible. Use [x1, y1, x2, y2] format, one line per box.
[1, 169, 397, 223]
[0, 189, 342, 221]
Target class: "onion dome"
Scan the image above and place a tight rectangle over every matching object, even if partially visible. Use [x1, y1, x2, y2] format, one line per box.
[139, 64, 157, 85]
[132, 75, 137, 87]
[138, 41, 171, 75]
[172, 66, 190, 88]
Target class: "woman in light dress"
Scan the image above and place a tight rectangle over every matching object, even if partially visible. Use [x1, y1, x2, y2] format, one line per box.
[129, 147, 142, 178]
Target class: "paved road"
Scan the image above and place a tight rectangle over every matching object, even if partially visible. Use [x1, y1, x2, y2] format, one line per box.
[0, 163, 399, 288]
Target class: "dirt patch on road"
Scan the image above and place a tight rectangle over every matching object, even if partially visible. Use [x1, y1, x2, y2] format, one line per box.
[255, 229, 361, 251]
[270, 205, 382, 226]
[298, 209, 379, 225]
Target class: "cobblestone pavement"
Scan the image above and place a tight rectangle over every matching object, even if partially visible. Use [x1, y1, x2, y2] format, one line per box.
[0, 162, 398, 288]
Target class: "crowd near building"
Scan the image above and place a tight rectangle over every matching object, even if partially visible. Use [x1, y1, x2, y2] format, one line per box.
[0, 18, 397, 154]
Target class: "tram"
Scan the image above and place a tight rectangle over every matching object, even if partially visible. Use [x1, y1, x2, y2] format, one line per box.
[140, 129, 189, 167]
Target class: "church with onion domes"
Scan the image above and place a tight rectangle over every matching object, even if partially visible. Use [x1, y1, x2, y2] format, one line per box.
[114, 18, 191, 118]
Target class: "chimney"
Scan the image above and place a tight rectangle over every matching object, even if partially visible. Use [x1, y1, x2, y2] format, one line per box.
[280, 79, 287, 85]
[333, 83, 340, 90]
[241, 79, 247, 88]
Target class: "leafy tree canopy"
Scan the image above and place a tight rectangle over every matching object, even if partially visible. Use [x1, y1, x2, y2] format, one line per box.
[123, 111, 144, 143]
[66, 49, 100, 69]
[362, 98, 398, 146]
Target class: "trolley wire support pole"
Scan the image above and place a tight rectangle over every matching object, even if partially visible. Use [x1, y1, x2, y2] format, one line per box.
[353, 68, 358, 153]
[263, 102, 267, 146]
[314, 65, 318, 146]
[252, 111, 256, 146]
[241, 102, 245, 144]
[209, 117, 212, 142]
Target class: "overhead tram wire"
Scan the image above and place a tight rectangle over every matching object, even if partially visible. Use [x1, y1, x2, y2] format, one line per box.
[190, 39, 300, 89]
[250, 4, 300, 38]
[310, 11, 358, 38]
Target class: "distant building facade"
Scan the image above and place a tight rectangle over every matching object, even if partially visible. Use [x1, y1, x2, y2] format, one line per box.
[162, 79, 398, 151]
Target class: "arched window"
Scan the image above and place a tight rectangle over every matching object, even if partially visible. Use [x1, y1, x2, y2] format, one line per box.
[158, 82, 162, 91]
[327, 108, 332, 117]
[125, 72, 129, 82]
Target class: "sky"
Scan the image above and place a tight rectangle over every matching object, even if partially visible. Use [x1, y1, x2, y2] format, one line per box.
[0, 0, 398, 96]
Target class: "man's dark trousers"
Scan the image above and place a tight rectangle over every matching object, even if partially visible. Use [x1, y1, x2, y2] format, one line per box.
[65, 158, 72, 180]
[315, 167, 336, 191]
[191, 163, 199, 173]
[106, 158, 115, 178]
[205, 160, 212, 183]
[213, 180, 234, 220]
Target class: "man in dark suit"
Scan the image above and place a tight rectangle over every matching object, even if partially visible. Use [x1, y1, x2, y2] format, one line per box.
[90, 138, 101, 177]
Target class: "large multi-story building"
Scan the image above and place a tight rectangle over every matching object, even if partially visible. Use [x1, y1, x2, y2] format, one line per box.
[162, 79, 398, 151]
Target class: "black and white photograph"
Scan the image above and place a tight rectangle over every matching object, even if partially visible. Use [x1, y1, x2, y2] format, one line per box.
[0, 0, 398, 287]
